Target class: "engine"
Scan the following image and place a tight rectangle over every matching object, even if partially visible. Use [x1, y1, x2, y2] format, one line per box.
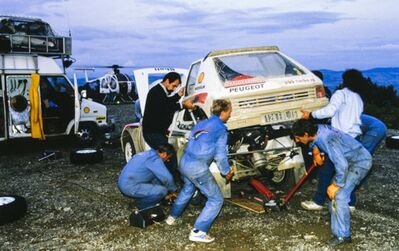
[227, 124, 302, 183]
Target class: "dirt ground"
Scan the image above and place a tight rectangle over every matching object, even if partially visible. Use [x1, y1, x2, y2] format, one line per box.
[0, 104, 398, 250]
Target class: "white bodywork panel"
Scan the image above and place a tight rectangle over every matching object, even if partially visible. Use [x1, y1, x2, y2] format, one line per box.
[0, 55, 63, 74]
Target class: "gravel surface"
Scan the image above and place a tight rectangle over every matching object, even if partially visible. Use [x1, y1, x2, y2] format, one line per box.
[0, 104, 398, 250]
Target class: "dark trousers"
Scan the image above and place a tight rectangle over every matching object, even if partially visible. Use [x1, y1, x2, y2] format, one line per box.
[143, 132, 180, 183]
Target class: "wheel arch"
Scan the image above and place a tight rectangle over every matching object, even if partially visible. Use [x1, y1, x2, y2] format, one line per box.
[120, 125, 148, 154]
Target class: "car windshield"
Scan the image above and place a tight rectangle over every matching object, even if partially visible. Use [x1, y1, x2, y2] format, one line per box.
[213, 52, 305, 86]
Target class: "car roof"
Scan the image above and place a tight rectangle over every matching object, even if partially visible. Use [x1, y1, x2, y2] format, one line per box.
[207, 46, 280, 58]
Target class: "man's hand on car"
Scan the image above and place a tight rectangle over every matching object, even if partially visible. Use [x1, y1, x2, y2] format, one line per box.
[301, 110, 311, 120]
[182, 98, 195, 110]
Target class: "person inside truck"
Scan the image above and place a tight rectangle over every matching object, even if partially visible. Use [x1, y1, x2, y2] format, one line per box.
[40, 78, 59, 116]
[165, 99, 234, 244]
[117, 143, 177, 210]
[292, 119, 371, 246]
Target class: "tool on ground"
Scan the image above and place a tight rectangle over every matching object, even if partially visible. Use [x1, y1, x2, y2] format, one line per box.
[249, 163, 317, 211]
[278, 163, 317, 209]
[38, 150, 63, 161]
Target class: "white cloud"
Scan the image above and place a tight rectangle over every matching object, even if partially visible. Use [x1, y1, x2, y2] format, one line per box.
[1, 0, 398, 70]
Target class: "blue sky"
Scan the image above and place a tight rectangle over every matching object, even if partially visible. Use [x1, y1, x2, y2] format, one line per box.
[2, 0, 399, 72]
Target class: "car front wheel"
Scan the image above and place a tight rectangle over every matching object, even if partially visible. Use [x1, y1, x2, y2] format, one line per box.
[124, 137, 136, 162]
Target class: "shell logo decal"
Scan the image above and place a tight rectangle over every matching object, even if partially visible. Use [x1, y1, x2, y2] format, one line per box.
[198, 72, 204, 84]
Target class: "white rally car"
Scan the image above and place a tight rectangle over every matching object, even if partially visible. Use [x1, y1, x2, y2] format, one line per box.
[121, 47, 328, 194]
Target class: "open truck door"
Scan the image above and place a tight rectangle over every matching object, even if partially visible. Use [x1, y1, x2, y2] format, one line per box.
[5, 75, 33, 139]
[133, 67, 188, 117]
[0, 82, 5, 140]
[73, 73, 80, 134]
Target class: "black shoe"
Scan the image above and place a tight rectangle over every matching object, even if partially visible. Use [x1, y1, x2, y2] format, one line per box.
[328, 236, 352, 246]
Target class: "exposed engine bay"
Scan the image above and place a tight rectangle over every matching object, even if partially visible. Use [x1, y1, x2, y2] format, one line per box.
[226, 124, 305, 186]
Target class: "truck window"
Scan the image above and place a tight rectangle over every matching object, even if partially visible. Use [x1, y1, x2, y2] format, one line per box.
[45, 76, 74, 96]
[6, 76, 30, 98]
[214, 52, 305, 85]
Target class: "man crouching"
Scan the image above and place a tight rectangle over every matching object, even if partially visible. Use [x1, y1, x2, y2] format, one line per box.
[118, 143, 177, 210]
[292, 119, 372, 246]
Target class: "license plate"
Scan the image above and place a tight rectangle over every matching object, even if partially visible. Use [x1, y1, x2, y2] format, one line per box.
[264, 110, 299, 123]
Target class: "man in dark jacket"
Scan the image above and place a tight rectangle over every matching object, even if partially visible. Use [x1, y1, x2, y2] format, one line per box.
[142, 71, 193, 148]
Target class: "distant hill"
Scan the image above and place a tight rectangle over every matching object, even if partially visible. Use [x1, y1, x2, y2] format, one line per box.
[70, 67, 399, 94]
[319, 67, 399, 93]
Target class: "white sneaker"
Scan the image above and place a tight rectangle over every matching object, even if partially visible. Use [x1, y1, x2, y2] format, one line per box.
[301, 200, 323, 210]
[189, 229, 215, 243]
[349, 206, 356, 213]
[165, 216, 176, 225]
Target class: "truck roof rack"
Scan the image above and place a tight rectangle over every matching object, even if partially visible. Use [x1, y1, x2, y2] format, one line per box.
[0, 15, 71, 56]
[0, 34, 72, 56]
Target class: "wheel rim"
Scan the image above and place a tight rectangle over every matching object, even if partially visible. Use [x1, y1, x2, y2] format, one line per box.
[272, 170, 285, 183]
[0, 196, 15, 206]
[125, 141, 133, 162]
[79, 127, 92, 142]
[76, 149, 97, 154]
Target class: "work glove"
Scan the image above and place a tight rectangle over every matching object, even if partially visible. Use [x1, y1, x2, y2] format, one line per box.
[225, 168, 235, 184]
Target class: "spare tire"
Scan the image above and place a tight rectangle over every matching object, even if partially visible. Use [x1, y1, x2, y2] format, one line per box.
[0, 195, 27, 225]
[386, 135, 399, 149]
[70, 148, 103, 164]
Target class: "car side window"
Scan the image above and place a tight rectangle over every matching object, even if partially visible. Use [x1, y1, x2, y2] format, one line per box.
[186, 62, 200, 96]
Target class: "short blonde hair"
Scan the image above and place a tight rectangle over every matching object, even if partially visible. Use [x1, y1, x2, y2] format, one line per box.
[211, 99, 231, 116]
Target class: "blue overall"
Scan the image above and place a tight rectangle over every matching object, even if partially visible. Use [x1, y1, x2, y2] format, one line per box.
[312, 125, 372, 238]
[170, 115, 230, 233]
[118, 149, 176, 209]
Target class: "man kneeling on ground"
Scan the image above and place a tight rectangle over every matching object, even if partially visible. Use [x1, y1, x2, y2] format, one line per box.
[118, 143, 177, 210]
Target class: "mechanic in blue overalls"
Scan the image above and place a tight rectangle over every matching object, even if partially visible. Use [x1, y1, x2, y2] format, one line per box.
[118, 143, 177, 210]
[165, 99, 234, 243]
[292, 119, 372, 246]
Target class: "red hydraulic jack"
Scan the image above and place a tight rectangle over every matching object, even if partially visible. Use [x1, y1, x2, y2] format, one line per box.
[249, 163, 318, 211]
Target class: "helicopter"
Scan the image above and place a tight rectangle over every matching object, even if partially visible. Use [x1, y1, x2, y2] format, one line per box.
[76, 65, 137, 104]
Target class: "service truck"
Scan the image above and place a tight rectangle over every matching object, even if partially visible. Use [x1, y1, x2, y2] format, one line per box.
[0, 16, 113, 143]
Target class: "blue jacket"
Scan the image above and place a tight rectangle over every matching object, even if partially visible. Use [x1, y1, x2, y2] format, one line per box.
[311, 124, 371, 187]
[182, 115, 230, 176]
[118, 149, 176, 194]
